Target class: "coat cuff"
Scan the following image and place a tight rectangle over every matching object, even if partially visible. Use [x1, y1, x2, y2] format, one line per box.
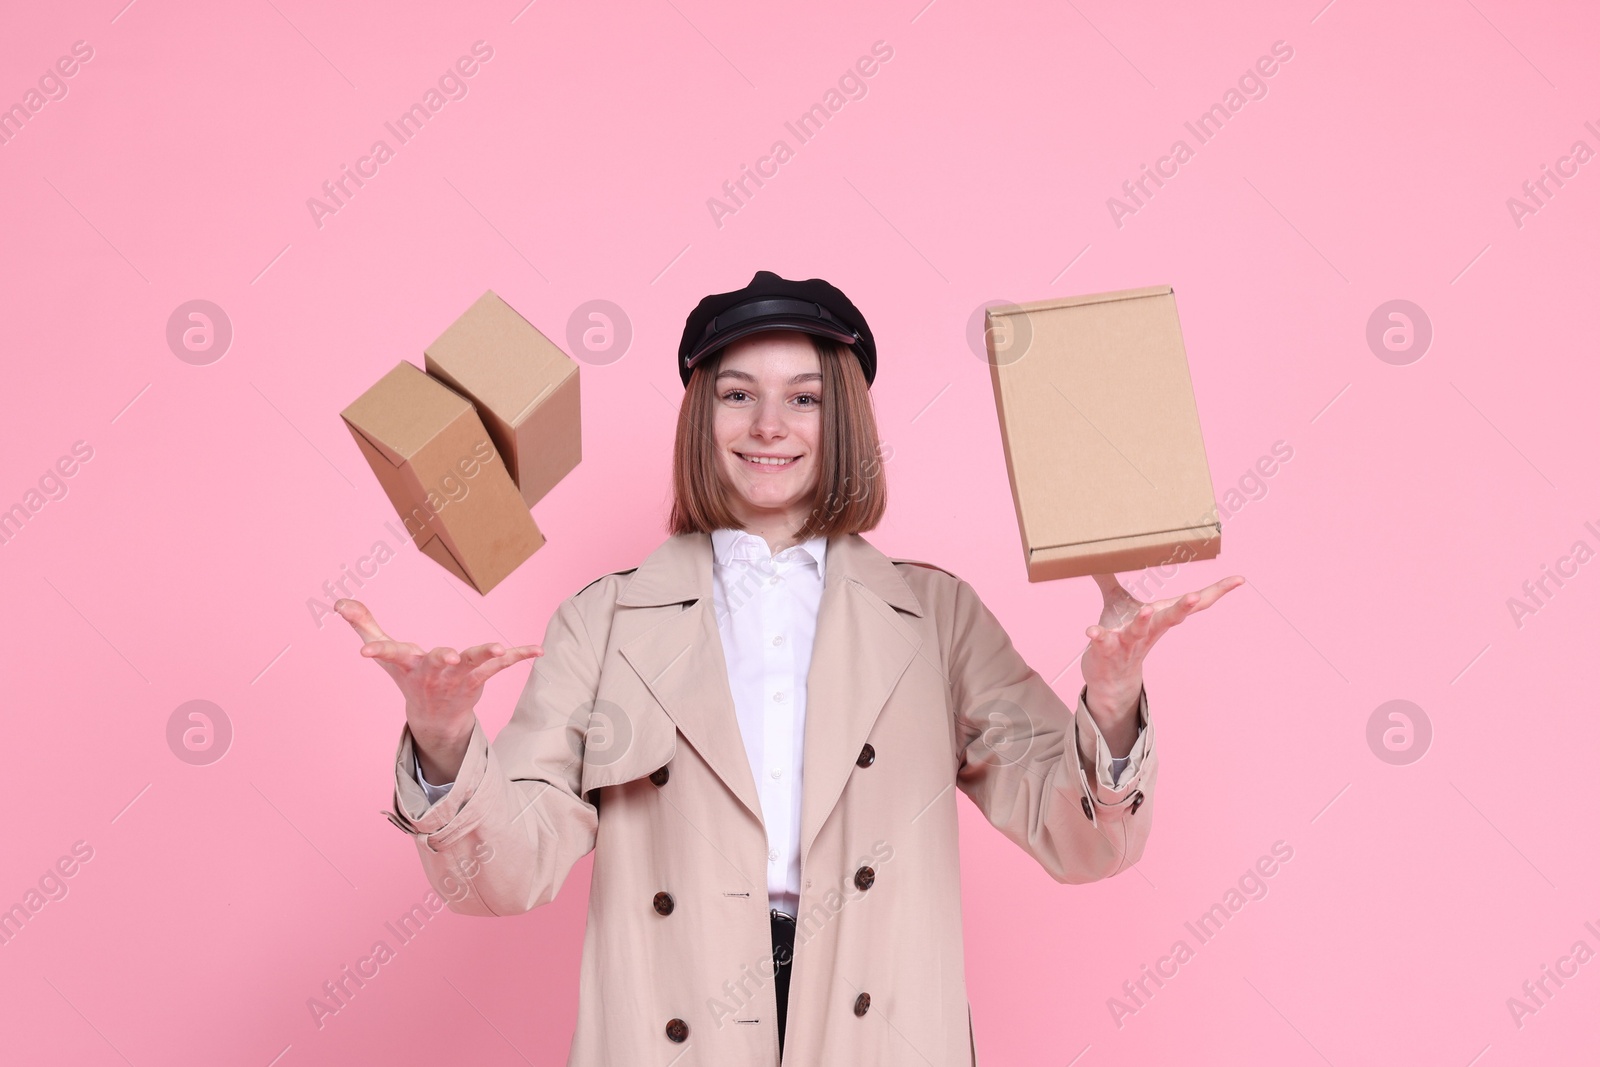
[1072, 683, 1151, 811]
[384, 717, 491, 843]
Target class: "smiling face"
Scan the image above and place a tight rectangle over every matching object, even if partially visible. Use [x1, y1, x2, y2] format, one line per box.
[709, 330, 825, 540]
[668, 327, 887, 545]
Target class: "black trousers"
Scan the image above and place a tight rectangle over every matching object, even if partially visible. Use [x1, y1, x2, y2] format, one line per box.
[771, 909, 796, 1060]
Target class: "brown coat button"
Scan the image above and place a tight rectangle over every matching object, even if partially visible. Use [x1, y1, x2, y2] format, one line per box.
[650, 765, 669, 787]
[854, 992, 871, 1016]
[1080, 795, 1094, 821]
[853, 865, 875, 891]
[653, 891, 674, 915]
[1129, 790, 1144, 815]
[856, 743, 875, 768]
[665, 1017, 689, 1042]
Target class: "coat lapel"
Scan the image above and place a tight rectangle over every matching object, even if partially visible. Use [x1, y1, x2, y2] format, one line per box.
[615, 533, 765, 829]
[798, 533, 926, 866]
[611, 531, 928, 863]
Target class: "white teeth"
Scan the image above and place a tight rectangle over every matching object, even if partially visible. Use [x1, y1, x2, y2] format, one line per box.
[740, 453, 796, 466]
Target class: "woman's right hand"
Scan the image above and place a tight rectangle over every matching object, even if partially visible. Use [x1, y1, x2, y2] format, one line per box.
[336, 598, 543, 784]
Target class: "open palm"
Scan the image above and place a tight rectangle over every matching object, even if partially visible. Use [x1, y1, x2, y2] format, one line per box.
[1082, 572, 1246, 713]
[336, 598, 542, 781]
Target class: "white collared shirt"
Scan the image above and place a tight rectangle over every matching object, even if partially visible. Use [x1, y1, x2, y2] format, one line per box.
[413, 529, 1139, 916]
[706, 525, 829, 918]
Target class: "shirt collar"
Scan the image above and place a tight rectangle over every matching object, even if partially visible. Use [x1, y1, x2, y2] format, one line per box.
[710, 527, 828, 581]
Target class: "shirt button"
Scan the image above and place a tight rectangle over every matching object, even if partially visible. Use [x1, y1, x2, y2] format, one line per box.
[772, 634, 784, 646]
[771, 768, 782, 779]
[773, 691, 785, 703]
[768, 849, 779, 862]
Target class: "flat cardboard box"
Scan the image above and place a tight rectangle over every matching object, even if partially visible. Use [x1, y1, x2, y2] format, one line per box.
[985, 285, 1221, 581]
[423, 290, 581, 510]
[342, 361, 544, 595]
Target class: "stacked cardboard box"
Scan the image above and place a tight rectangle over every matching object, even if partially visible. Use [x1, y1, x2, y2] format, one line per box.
[341, 291, 581, 594]
[985, 285, 1221, 582]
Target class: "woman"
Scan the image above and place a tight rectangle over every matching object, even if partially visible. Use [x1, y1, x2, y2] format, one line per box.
[340, 271, 1241, 1066]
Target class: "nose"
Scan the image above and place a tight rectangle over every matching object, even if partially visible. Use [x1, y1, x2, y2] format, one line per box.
[748, 395, 789, 440]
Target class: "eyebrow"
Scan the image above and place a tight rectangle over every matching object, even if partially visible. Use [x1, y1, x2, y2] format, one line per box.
[714, 370, 823, 385]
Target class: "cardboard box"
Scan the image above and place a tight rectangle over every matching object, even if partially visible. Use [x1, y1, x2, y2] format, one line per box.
[985, 285, 1221, 581]
[423, 290, 581, 510]
[341, 361, 544, 595]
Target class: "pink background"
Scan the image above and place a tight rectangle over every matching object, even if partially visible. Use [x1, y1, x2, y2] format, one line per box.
[3, 0, 1597, 1062]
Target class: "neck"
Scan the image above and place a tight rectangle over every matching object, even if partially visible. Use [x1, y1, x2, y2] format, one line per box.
[729, 514, 811, 556]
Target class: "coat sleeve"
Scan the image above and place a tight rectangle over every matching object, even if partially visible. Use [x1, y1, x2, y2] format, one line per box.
[381, 594, 601, 916]
[945, 576, 1158, 883]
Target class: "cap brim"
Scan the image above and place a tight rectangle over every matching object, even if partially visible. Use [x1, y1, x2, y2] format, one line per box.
[685, 317, 859, 368]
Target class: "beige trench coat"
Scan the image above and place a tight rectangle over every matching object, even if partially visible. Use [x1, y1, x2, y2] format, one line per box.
[384, 531, 1157, 1066]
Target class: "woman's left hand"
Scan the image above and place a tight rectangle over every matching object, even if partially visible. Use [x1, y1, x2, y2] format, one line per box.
[1080, 572, 1246, 751]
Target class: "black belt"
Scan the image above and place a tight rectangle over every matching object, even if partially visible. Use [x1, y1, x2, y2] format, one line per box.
[770, 909, 796, 1058]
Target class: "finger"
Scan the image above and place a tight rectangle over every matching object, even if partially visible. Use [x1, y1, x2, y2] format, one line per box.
[1124, 602, 1157, 643]
[424, 646, 463, 672]
[1148, 579, 1239, 640]
[337, 599, 391, 644]
[1153, 591, 1202, 628]
[1107, 597, 1142, 629]
[1085, 625, 1130, 672]
[1093, 604, 1153, 662]
[1183, 576, 1247, 613]
[360, 639, 426, 668]
[467, 644, 543, 681]
[465, 645, 544, 687]
[457, 642, 509, 670]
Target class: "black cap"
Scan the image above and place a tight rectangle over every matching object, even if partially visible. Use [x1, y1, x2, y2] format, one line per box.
[678, 270, 876, 388]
